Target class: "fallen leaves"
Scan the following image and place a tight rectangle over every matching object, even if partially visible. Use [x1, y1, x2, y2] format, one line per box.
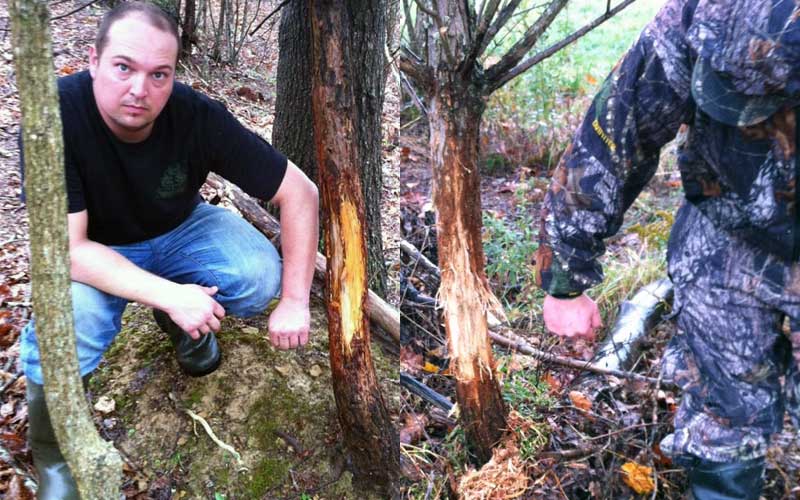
[621, 461, 655, 495]
[400, 346, 423, 375]
[6, 474, 34, 500]
[568, 390, 592, 412]
[399, 413, 428, 445]
[308, 364, 323, 378]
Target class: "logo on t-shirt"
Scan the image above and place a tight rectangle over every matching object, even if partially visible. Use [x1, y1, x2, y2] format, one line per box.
[156, 162, 188, 199]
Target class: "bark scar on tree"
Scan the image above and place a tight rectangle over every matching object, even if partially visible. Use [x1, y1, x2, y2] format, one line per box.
[338, 198, 366, 356]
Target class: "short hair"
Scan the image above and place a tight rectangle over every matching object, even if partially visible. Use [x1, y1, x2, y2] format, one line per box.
[95, 1, 179, 59]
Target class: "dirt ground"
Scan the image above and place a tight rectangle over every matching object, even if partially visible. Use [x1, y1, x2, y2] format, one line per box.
[0, 1, 400, 498]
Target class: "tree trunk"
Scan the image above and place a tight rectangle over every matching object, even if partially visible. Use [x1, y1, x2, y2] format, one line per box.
[180, 0, 196, 60]
[428, 77, 508, 465]
[309, 0, 399, 492]
[212, 0, 226, 61]
[348, 1, 388, 297]
[9, 0, 123, 497]
[273, 0, 315, 180]
[275, 0, 388, 297]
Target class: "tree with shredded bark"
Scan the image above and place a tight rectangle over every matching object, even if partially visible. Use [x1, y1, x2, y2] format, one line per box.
[399, 0, 637, 464]
[309, 0, 400, 493]
[9, 0, 123, 497]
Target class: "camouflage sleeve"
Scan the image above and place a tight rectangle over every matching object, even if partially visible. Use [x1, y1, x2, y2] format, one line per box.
[535, 0, 697, 297]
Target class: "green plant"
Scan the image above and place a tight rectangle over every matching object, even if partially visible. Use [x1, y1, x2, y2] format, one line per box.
[481, 152, 515, 176]
[482, 203, 539, 305]
[480, 0, 663, 173]
[499, 360, 555, 419]
[442, 425, 469, 472]
[592, 244, 667, 324]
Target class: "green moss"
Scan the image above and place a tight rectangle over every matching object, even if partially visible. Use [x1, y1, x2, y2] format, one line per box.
[104, 308, 171, 365]
[248, 457, 290, 497]
[234, 381, 324, 495]
[184, 387, 204, 407]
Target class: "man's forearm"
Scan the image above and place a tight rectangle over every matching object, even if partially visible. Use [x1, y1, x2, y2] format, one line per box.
[70, 240, 180, 310]
[277, 190, 319, 305]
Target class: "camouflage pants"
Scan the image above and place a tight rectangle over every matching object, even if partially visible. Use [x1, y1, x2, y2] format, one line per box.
[660, 203, 800, 463]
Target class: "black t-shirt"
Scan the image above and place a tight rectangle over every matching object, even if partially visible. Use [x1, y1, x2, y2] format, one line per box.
[49, 70, 287, 245]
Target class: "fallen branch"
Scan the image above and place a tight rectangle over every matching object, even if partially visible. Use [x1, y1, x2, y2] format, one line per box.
[204, 173, 400, 342]
[273, 429, 306, 456]
[400, 239, 440, 286]
[489, 330, 667, 385]
[0, 372, 22, 395]
[399, 372, 453, 412]
[590, 278, 673, 372]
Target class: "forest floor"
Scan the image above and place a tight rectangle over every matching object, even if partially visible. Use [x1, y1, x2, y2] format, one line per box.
[0, 1, 400, 498]
[399, 105, 800, 497]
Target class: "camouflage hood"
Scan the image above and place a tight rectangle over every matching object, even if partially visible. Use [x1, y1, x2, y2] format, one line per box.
[687, 0, 800, 125]
[687, 0, 800, 97]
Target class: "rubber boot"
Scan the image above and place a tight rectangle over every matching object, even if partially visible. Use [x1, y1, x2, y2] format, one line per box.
[26, 381, 80, 500]
[153, 309, 221, 377]
[688, 457, 765, 500]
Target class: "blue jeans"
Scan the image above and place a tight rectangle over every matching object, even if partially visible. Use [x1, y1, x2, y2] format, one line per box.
[21, 203, 282, 385]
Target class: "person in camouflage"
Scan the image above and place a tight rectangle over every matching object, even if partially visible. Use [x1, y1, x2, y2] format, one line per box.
[535, 0, 800, 498]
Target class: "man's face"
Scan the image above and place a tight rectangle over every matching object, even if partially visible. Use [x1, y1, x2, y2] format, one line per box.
[89, 15, 178, 143]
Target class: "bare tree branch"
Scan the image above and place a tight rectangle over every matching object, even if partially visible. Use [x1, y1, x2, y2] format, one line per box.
[486, 1, 547, 54]
[487, 0, 637, 92]
[462, 0, 502, 72]
[470, 0, 521, 65]
[401, 70, 428, 116]
[412, 0, 438, 20]
[49, 0, 102, 21]
[249, 0, 292, 36]
[402, 0, 417, 46]
[425, 0, 458, 67]
[399, 44, 435, 92]
[459, 0, 474, 44]
[484, 0, 568, 84]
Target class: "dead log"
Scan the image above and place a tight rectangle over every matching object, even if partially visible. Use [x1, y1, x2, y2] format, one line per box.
[573, 278, 675, 398]
[204, 173, 400, 343]
[591, 278, 673, 372]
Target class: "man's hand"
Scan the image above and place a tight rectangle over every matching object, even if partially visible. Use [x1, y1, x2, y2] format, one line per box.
[268, 298, 311, 349]
[164, 284, 226, 340]
[543, 293, 602, 341]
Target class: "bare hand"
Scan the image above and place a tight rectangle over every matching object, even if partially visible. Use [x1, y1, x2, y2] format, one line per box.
[165, 285, 225, 339]
[543, 293, 602, 341]
[268, 298, 310, 350]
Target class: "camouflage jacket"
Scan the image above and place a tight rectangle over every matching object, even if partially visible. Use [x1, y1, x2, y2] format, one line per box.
[535, 0, 800, 297]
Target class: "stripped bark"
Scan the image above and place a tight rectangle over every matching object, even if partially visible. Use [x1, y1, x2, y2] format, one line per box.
[428, 54, 507, 465]
[9, 0, 122, 497]
[309, 0, 399, 491]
